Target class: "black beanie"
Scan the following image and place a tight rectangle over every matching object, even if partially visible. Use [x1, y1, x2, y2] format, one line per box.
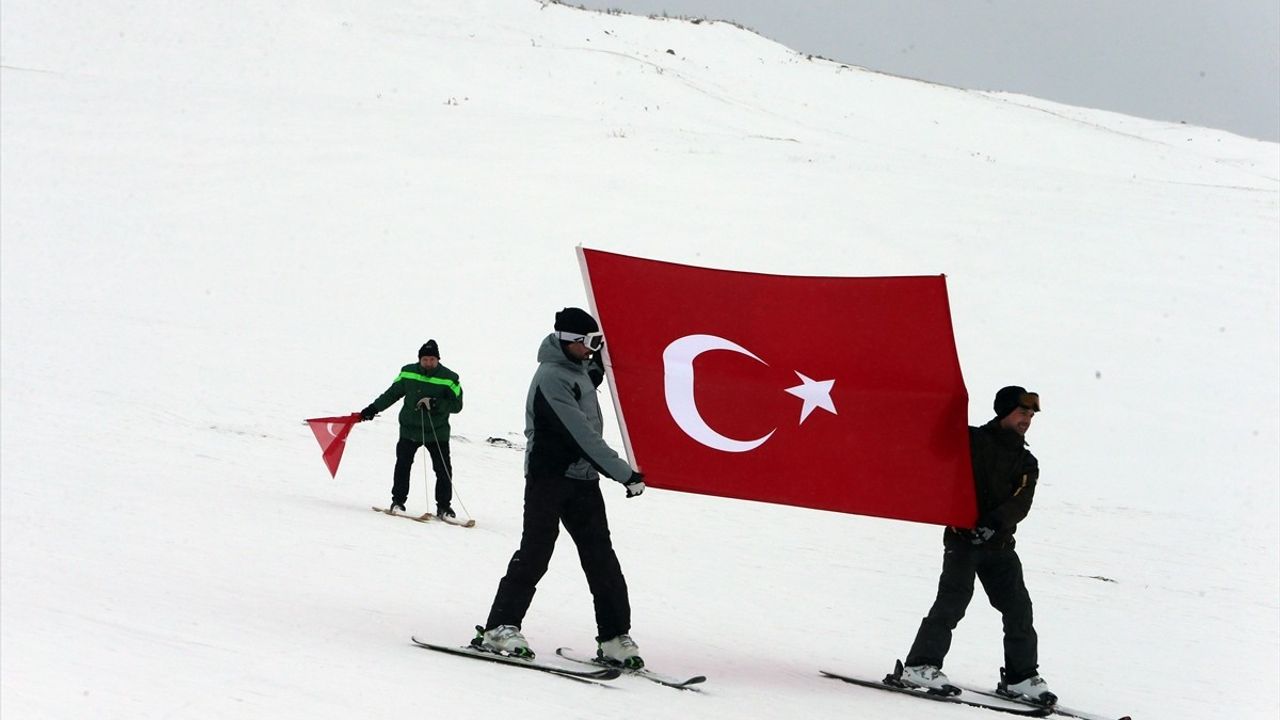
[419, 339, 439, 358]
[554, 307, 599, 335]
[993, 385, 1039, 419]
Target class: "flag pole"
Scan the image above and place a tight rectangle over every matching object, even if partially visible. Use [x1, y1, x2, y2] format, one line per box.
[577, 245, 639, 470]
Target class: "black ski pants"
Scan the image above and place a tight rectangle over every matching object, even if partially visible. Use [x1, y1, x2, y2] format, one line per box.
[905, 543, 1038, 680]
[391, 437, 452, 509]
[485, 474, 631, 641]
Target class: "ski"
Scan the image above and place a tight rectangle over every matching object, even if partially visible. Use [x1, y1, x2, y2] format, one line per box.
[555, 647, 706, 690]
[371, 506, 430, 522]
[821, 670, 1053, 716]
[371, 506, 477, 527]
[410, 637, 621, 685]
[959, 685, 1132, 720]
[435, 513, 477, 528]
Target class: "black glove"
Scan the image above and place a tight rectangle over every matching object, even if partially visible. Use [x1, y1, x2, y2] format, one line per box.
[964, 526, 996, 545]
[416, 397, 435, 411]
[359, 406, 377, 421]
[587, 342, 607, 388]
[622, 472, 645, 498]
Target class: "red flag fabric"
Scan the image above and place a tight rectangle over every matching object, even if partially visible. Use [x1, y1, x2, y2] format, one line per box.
[578, 247, 976, 527]
[305, 413, 362, 478]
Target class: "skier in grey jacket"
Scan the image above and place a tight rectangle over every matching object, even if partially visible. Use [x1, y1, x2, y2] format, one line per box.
[476, 307, 647, 668]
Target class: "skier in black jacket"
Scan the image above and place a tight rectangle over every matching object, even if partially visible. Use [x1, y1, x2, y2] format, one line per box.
[473, 308, 647, 667]
[895, 385, 1056, 706]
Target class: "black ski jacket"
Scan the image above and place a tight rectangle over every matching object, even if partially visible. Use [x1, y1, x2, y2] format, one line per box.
[945, 419, 1039, 550]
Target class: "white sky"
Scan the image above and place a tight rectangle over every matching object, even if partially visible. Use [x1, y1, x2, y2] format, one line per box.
[575, 0, 1280, 142]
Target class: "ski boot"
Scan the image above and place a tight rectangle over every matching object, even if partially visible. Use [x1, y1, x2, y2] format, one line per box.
[997, 667, 1057, 706]
[597, 634, 644, 670]
[889, 660, 960, 696]
[472, 625, 534, 659]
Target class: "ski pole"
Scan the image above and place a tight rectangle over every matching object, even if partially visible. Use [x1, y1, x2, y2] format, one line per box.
[419, 406, 432, 513]
[425, 398, 472, 523]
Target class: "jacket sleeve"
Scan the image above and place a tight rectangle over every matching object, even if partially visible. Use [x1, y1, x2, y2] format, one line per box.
[984, 455, 1039, 529]
[538, 373, 633, 481]
[369, 378, 406, 414]
[445, 385, 463, 414]
[437, 375, 463, 414]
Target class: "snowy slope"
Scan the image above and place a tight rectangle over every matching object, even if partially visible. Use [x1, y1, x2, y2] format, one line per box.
[2, 1, 1277, 719]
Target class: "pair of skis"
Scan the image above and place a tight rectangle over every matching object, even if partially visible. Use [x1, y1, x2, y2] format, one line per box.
[821, 664, 1131, 720]
[409, 637, 705, 690]
[410, 638, 1127, 717]
[371, 506, 476, 528]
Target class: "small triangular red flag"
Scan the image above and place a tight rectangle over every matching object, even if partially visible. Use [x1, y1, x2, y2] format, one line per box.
[305, 413, 363, 478]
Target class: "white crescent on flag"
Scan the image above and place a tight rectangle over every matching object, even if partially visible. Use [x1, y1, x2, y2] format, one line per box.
[663, 334, 775, 452]
[325, 423, 343, 446]
[662, 334, 836, 453]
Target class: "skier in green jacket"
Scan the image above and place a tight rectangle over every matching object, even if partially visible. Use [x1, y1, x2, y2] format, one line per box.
[359, 339, 463, 519]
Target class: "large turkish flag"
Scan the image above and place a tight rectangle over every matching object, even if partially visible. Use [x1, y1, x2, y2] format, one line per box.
[579, 247, 976, 528]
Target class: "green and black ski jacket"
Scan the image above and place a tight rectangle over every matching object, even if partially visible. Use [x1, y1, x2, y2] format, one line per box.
[367, 362, 463, 442]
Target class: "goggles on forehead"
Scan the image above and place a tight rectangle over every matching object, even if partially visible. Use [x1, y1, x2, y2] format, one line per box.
[1018, 392, 1041, 412]
[557, 330, 604, 351]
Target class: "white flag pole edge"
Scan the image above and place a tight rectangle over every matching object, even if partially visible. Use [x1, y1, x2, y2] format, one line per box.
[576, 245, 639, 470]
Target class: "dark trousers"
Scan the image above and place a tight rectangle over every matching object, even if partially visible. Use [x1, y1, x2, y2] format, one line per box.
[905, 544, 1038, 680]
[486, 474, 631, 641]
[392, 437, 452, 509]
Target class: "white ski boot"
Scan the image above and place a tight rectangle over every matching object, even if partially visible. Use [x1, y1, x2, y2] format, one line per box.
[998, 669, 1057, 705]
[473, 625, 534, 659]
[597, 634, 644, 669]
[897, 662, 959, 695]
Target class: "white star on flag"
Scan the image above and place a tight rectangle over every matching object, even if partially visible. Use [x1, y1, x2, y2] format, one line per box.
[784, 372, 837, 424]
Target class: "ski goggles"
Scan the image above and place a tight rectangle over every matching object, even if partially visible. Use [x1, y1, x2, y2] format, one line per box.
[1017, 392, 1041, 412]
[556, 330, 604, 352]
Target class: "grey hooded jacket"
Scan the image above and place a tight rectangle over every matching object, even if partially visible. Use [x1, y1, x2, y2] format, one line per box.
[524, 334, 633, 483]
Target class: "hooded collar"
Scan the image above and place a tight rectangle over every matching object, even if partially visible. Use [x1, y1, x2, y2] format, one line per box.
[536, 333, 587, 369]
